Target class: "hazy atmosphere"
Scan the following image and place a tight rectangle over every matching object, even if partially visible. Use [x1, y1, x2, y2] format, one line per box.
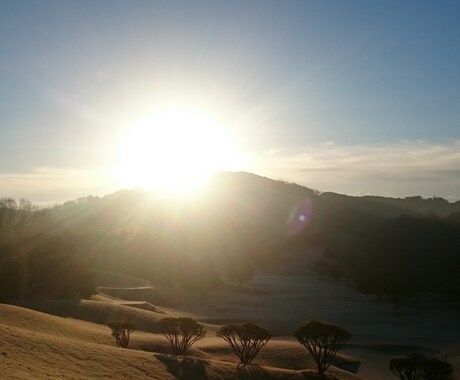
[2, 3, 460, 380]
[1, 1, 460, 203]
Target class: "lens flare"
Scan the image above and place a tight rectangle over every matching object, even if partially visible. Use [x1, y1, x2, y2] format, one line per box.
[286, 197, 312, 236]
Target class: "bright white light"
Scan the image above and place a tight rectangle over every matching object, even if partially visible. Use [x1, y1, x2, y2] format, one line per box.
[115, 107, 243, 194]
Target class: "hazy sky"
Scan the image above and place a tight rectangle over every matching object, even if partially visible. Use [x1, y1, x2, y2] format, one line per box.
[1, 1, 460, 203]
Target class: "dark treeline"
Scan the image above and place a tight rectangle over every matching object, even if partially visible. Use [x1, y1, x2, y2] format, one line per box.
[0, 174, 298, 301]
[1, 172, 460, 303]
[0, 198, 95, 301]
[313, 213, 460, 303]
[305, 187, 460, 303]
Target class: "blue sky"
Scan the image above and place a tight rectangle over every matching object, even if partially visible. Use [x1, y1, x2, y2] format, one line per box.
[1, 1, 460, 202]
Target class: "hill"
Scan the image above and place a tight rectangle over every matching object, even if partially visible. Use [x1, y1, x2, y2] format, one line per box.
[0, 303, 364, 379]
[2, 171, 460, 302]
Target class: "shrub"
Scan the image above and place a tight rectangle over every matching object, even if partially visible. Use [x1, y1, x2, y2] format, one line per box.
[389, 354, 452, 380]
[217, 323, 271, 365]
[159, 317, 206, 355]
[107, 321, 135, 348]
[294, 320, 351, 375]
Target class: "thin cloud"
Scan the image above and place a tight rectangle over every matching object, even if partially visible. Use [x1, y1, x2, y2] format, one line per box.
[0, 167, 111, 203]
[45, 87, 102, 126]
[260, 140, 460, 201]
[2, 140, 460, 203]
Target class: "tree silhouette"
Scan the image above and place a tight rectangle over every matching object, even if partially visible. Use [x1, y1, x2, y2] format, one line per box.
[159, 317, 206, 355]
[217, 323, 271, 365]
[107, 321, 135, 348]
[389, 354, 452, 380]
[423, 356, 453, 380]
[294, 320, 351, 375]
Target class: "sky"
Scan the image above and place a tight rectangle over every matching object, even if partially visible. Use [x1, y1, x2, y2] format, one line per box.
[1, 1, 460, 203]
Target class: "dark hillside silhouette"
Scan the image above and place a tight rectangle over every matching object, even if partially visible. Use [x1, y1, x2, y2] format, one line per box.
[1, 172, 460, 302]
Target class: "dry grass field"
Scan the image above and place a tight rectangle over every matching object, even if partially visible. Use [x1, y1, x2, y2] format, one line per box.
[0, 303, 362, 380]
[2, 248, 459, 379]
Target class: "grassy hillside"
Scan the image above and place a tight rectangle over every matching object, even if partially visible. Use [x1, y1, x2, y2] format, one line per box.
[0, 304, 363, 380]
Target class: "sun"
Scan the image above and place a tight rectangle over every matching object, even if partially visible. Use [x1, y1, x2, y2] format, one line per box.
[115, 107, 239, 194]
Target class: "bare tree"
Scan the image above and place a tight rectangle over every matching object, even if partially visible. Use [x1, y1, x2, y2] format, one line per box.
[159, 317, 206, 355]
[107, 321, 135, 348]
[389, 354, 452, 380]
[217, 323, 271, 365]
[294, 320, 351, 375]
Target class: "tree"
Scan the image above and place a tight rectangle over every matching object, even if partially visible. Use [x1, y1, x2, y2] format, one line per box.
[27, 246, 95, 299]
[107, 321, 135, 348]
[0, 238, 95, 302]
[389, 354, 452, 380]
[181, 259, 222, 301]
[423, 356, 453, 380]
[226, 257, 253, 286]
[217, 323, 271, 365]
[0, 249, 28, 302]
[390, 354, 426, 380]
[294, 320, 351, 375]
[159, 317, 206, 355]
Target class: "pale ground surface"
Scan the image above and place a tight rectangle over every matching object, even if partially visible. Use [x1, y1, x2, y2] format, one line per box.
[151, 248, 460, 380]
[2, 248, 459, 379]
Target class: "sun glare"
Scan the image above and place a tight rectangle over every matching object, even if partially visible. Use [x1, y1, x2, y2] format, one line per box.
[115, 107, 241, 194]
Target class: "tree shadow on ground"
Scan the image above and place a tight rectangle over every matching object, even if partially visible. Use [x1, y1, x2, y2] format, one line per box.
[237, 364, 269, 379]
[335, 360, 360, 373]
[299, 369, 338, 379]
[156, 354, 209, 380]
